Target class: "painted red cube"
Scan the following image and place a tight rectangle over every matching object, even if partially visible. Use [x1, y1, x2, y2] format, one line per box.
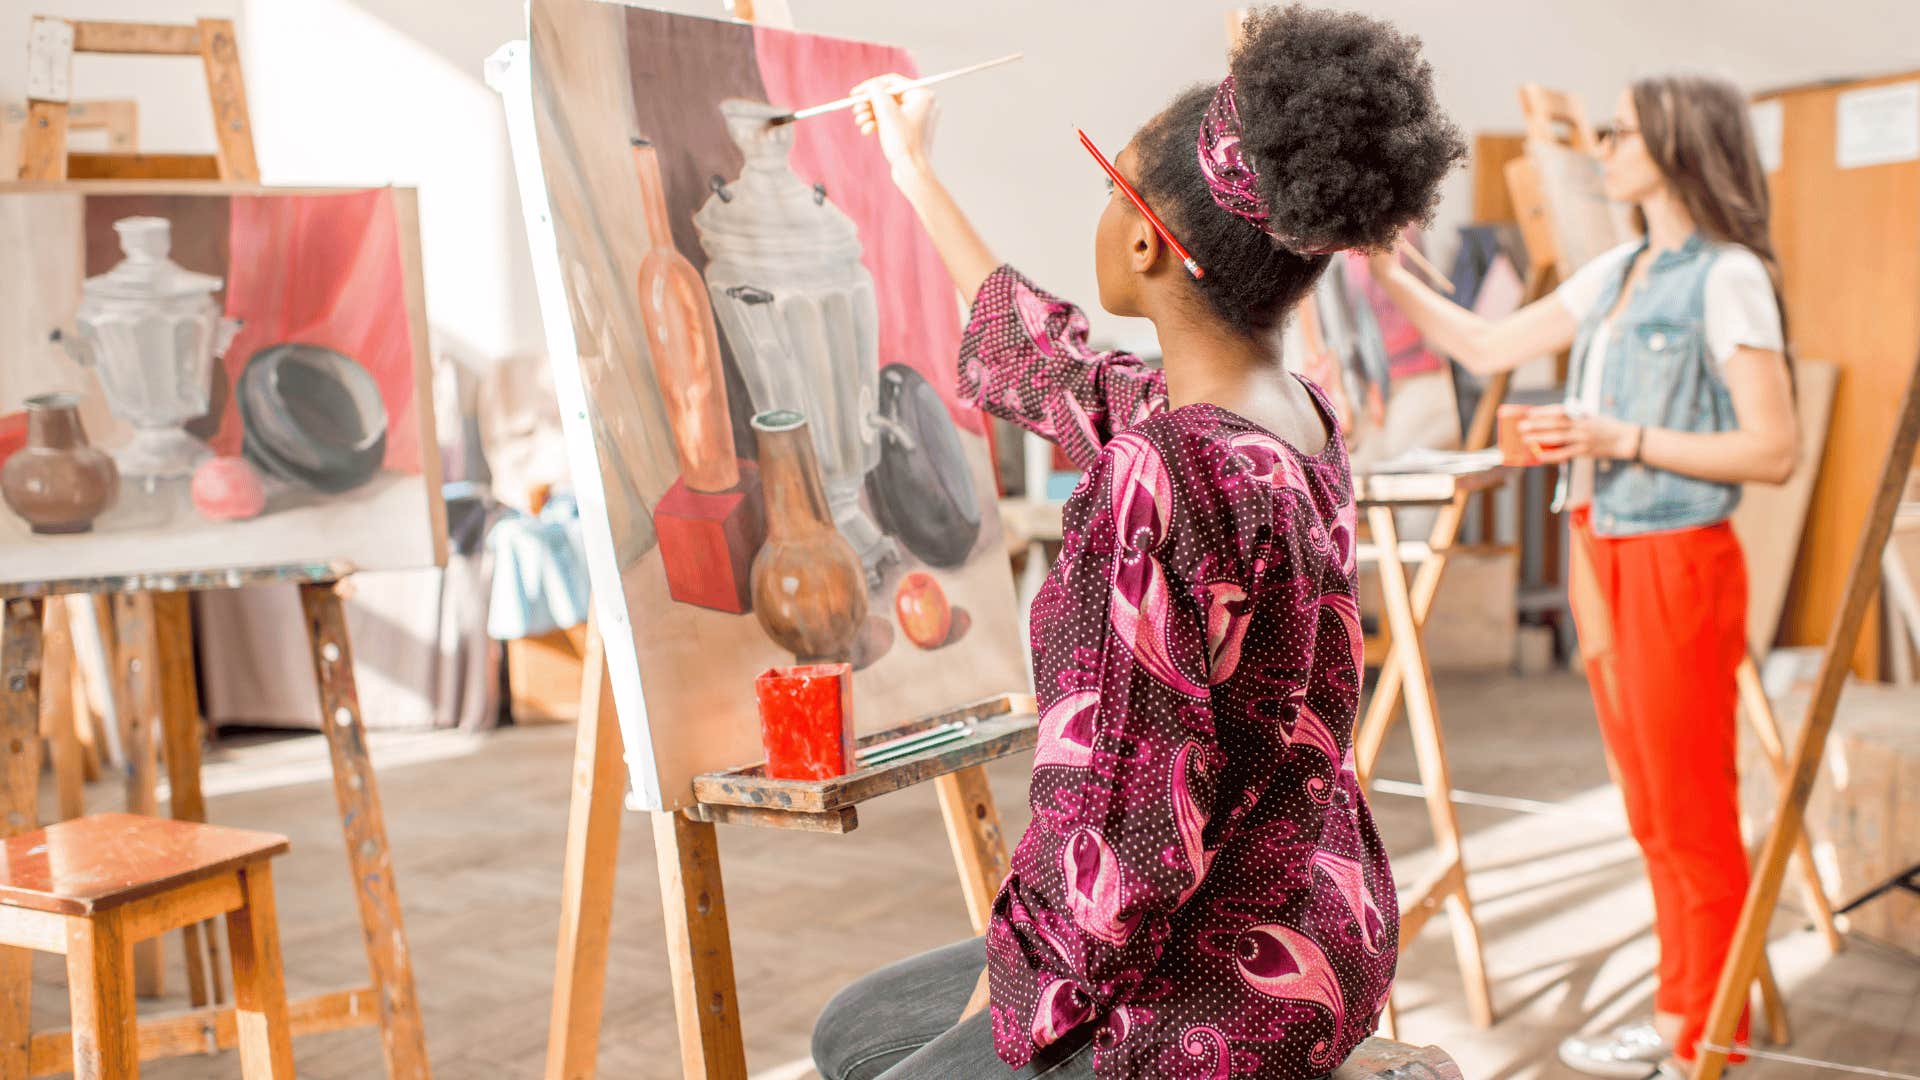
[653, 460, 764, 614]
[754, 663, 854, 781]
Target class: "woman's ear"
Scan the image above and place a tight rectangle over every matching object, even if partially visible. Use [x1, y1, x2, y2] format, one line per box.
[1127, 215, 1162, 275]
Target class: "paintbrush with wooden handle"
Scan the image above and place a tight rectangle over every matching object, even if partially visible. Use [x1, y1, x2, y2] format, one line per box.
[769, 53, 1023, 125]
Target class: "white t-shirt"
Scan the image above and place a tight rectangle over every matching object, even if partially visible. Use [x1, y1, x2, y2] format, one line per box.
[1553, 240, 1784, 506]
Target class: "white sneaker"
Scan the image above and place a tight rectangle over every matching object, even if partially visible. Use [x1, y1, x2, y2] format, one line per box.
[1557, 1021, 1674, 1078]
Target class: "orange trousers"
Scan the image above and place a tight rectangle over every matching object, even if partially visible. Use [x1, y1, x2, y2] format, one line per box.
[1569, 509, 1751, 1061]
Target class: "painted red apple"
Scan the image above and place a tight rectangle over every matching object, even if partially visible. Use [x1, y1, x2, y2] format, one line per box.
[894, 571, 952, 649]
[192, 456, 267, 521]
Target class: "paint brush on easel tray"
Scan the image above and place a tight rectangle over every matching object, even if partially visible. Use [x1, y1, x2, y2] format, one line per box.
[769, 53, 1023, 125]
[856, 720, 971, 766]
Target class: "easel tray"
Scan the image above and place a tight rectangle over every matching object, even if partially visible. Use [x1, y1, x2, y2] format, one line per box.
[692, 692, 1037, 816]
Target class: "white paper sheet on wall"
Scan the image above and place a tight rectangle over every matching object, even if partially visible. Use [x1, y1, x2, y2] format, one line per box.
[1836, 81, 1920, 170]
[1750, 100, 1784, 174]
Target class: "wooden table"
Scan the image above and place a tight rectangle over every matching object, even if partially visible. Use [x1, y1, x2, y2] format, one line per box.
[1352, 461, 1508, 1031]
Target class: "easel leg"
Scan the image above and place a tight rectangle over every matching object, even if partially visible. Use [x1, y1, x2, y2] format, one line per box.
[154, 591, 221, 1007]
[654, 811, 747, 1080]
[1368, 507, 1495, 1029]
[2, 597, 46, 1078]
[546, 626, 625, 1080]
[112, 592, 167, 999]
[934, 766, 1010, 935]
[40, 598, 85, 821]
[1754, 951, 1789, 1046]
[299, 582, 432, 1079]
[1736, 657, 1844, 954]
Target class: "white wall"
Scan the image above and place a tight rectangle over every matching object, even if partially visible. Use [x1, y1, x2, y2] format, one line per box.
[10, 1, 1920, 361]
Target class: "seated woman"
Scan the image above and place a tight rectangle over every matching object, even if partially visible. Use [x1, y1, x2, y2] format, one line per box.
[812, 8, 1464, 1078]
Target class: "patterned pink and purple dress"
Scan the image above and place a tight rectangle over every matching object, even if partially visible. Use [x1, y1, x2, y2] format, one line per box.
[963, 267, 1397, 1079]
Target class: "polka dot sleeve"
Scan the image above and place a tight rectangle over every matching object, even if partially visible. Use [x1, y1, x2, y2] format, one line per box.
[957, 266, 1170, 471]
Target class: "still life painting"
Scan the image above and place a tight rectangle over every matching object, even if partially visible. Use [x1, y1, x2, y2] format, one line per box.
[0, 184, 444, 587]
[522, 0, 1025, 808]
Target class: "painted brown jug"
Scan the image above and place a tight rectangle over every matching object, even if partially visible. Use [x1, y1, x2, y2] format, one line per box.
[749, 410, 867, 663]
[1, 392, 120, 534]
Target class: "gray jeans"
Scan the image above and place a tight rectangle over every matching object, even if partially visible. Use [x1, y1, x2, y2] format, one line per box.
[811, 938, 1095, 1080]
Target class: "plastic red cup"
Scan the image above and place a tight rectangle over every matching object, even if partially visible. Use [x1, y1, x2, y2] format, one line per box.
[754, 663, 855, 781]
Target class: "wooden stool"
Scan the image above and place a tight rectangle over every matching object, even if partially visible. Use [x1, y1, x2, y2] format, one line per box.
[0, 813, 294, 1079]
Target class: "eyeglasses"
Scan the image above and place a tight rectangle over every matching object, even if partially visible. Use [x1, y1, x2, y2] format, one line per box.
[1076, 127, 1204, 280]
[1595, 123, 1640, 148]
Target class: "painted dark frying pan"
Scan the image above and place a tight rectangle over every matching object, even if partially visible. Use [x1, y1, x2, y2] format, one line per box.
[236, 344, 389, 494]
[868, 362, 981, 567]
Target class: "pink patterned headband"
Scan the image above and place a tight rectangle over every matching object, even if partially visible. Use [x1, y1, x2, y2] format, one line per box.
[1197, 76, 1341, 256]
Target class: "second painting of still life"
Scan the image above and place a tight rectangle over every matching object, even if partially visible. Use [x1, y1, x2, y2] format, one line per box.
[528, 0, 1025, 807]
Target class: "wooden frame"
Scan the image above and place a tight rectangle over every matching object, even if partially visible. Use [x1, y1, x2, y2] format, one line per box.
[1691, 345, 1920, 1079]
[21, 16, 256, 181]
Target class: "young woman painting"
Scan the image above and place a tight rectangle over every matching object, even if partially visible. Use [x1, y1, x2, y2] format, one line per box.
[808, 7, 1466, 1078]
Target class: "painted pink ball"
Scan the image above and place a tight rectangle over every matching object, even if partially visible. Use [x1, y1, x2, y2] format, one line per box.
[894, 572, 952, 649]
[192, 456, 267, 521]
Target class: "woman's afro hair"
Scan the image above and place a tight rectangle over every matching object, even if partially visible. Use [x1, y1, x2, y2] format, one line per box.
[1232, 4, 1466, 254]
[1130, 5, 1465, 335]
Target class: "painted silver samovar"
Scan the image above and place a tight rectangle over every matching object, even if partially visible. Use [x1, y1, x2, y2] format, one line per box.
[695, 98, 900, 588]
[56, 216, 242, 481]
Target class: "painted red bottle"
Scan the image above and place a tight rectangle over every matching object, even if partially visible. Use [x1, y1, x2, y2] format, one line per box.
[631, 137, 738, 494]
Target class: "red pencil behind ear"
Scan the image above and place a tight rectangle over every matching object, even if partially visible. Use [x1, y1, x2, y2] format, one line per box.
[1077, 127, 1205, 280]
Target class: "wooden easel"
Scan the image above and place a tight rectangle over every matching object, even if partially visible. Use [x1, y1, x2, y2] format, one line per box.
[6, 15, 432, 1078]
[1691, 345, 1920, 1079]
[20, 11, 262, 1013]
[1352, 466, 1505, 1033]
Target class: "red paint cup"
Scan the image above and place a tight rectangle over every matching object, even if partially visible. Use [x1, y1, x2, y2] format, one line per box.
[754, 663, 855, 781]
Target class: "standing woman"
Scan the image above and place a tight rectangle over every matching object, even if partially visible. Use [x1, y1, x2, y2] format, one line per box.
[808, 7, 1465, 1079]
[1371, 77, 1797, 1078]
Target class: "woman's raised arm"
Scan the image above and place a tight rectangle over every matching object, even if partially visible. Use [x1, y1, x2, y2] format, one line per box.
[1367, 249, 1579, 377]
[854, 76, 999, 305]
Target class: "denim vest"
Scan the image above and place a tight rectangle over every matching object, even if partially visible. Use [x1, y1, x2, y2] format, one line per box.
[1556, 233, 1741, 536]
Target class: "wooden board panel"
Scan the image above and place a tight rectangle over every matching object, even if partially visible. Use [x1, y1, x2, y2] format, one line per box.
[70, 21, 201, 55]
[1731, 359, 1839, 653]
[1763, 72, 1920, 677]
[66, 152, 218, 180]
[1471, 132, 1526, 223]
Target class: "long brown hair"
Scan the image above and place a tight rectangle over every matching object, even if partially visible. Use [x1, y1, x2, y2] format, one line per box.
[1629, 74, 1791, 360]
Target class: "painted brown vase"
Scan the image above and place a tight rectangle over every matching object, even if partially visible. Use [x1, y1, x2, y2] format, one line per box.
[0, 393, 120, 534]
[749, 410, 867, 663]
[632, 138, 739, 494]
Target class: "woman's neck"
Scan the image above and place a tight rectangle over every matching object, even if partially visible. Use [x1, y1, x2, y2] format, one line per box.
[1641, 186, 1696, 253]
[1153, 308, 1279, 410]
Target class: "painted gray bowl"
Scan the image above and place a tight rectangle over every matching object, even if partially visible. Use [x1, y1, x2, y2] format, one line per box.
[236, 343, 389, 494]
